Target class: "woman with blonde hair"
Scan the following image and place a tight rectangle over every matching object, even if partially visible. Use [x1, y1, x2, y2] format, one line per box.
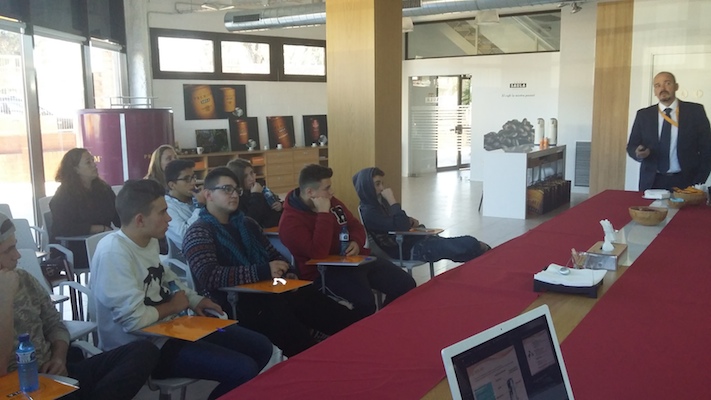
[49, 148, 120, 267]
[144, 144, 177, 189]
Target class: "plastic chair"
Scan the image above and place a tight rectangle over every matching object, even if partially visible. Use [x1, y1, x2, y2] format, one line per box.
[82, 230, 114, 284]
[111, 185, 123, 195]
[357, 207, 434, 278]
[0, 203, 12, 218]
[164, 257, 195, 290]
[16, 249, 97, 342]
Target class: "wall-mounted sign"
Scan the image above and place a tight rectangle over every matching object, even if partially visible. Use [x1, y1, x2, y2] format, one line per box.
[509, 83, 527, 89]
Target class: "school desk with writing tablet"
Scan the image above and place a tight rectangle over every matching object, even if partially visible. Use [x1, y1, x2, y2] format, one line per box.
[387, 228, 444, 236]
[1, 371, 78, 400]
[140, 316, 236, 342]
[220, 279, 313, 317]
[306, 255, 376, 293]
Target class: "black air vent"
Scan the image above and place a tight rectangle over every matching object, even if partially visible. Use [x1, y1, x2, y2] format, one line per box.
[402, 0, 422, 9]
[232, 14, 261, 23]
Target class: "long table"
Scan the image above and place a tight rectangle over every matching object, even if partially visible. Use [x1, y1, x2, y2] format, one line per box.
[220, 190, 704, 399]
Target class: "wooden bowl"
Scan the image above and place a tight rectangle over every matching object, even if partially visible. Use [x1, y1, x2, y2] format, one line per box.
[629, 206, 668, 226]
[672, 191, 707, 206]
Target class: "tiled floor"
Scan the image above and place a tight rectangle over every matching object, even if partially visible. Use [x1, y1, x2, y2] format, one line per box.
[132, 170, 587, 399]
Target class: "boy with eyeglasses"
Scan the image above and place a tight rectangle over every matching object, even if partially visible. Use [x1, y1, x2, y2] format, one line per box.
[183, 167, 359, 357]
[164, 159, 206, 250]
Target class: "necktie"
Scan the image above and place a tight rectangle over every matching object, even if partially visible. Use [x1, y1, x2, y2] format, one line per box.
[658, 108, 672, 173]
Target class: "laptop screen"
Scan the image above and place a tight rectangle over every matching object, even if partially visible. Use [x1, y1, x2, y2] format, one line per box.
[442, 306, 573, 400]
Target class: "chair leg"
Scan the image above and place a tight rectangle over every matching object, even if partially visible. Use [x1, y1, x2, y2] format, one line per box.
[179, 386, 188, 400]
[429, 261, 435, 278]
[158, 391, 172, 400]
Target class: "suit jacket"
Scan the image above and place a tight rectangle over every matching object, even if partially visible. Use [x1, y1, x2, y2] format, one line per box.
[626, 100, 711, 191]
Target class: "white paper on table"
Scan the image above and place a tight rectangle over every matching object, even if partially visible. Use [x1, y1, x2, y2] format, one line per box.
[533, 264, 607, 288]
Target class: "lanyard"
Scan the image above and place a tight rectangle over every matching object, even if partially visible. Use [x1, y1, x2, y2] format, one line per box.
[659, 106, 679, 128]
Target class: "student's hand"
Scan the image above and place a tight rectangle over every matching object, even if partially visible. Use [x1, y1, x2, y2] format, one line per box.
[409, 217, 420, 228]
[345, 241, 360, 256]
[40, 357, 68, 376]
[635, 145, 650, 159]
[312, 196, 332, 213]
[251, 182, 263, 193]
[169, 290, 189, 315]
[194, 188, 207, 205]
[271, 201, 283, 212]
[381, 188, 397, 205]
[0, 270, 19, 300]
[193, 298, 223, 316]
[269, 260, 289, 278]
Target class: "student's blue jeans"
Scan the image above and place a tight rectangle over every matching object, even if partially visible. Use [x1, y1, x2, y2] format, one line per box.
[153, 324, 273, 400]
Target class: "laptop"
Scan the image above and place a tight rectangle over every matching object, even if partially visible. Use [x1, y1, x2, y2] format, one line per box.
[441, 305, 574, 400]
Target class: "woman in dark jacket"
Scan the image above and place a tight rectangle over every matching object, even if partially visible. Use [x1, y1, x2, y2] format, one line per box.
[49, 148, 120, 268]
[226, 158, 282, 228]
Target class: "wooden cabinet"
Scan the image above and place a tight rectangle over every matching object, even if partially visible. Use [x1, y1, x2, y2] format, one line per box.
[179, 147, 326, 195]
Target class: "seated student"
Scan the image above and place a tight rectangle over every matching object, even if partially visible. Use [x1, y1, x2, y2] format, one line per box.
[164, 159, 205, 251]
[226, 158, 283, 228]
[90, 180, 273, 400]
[183, 167, 359, 357]
[279, 164, 416, 318]
[353, 167, 490, 262]
[0, 213, 158, 400]
[50, 148, 121, 268]
[144, 145, 178, 190]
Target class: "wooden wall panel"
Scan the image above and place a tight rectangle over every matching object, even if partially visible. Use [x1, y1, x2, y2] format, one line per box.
[326, 0, 402, 213]
[589, 0, 634, 194]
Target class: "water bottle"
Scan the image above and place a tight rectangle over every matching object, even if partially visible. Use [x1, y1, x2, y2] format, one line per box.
[167, 281, 188, 317]
[262, 186, 277, 207]
[16, 333, 39, 393]
[339, 226, 350, 256]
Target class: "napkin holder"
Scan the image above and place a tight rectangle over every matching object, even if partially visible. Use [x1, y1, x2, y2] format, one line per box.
[586, 242, 627, 270]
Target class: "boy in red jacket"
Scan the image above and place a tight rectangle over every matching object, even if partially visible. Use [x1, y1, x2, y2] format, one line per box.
[280, 164, 416, 318]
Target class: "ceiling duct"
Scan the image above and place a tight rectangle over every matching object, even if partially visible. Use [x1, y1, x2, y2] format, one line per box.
[225, 0, 567, 32]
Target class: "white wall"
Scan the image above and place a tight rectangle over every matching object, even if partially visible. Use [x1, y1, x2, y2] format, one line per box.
[145, 4, 328, 149]
[557, 4, 596, 194]
[402, 51, 560, 179]
[152, 80, 327, 149]
[625, 0, 711, 190]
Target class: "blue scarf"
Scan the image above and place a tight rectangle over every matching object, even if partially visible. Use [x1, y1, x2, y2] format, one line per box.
[198, 208, 269, 267]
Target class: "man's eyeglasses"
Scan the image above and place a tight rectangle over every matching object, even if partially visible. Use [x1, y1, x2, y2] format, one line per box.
[208, 185, 243, 196]
[176, 175, 197, 182]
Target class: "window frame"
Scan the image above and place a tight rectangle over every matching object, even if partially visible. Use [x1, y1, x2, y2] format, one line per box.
[150, 28, 326, 82]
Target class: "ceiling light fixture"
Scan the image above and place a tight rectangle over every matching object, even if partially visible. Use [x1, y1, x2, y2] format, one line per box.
[570, 2, 582, 14]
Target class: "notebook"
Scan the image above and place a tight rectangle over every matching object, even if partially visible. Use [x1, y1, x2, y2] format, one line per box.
[441, 305, 574, 400]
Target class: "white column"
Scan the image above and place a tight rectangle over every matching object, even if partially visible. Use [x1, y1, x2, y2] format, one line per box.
[123, 0, 152, 99]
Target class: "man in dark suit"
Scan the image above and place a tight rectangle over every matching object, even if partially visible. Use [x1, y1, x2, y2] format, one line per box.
[626, 71, 711, 191]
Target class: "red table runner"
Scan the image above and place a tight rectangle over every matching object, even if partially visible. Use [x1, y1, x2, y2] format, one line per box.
[562, 205, 711, 399]
[220, 190, 645, 399]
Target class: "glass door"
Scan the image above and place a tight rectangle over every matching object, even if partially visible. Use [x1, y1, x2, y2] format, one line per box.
[0, 28, 34, 222]
[409, 74, 472, 173]
[33, 34, 85, 196]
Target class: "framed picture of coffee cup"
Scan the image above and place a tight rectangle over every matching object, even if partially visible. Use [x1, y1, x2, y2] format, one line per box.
[195, 129, 230, 153]
[183, 84, 247, 120]
[302, 115, 328, 147]
[229, 116, 260, 151]
[266, 116, 296, 149]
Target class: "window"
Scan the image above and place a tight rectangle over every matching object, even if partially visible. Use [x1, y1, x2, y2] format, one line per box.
[150, 28, 326, 82]
[283, 44, 325, 76]
[157, 36, 214, 73]
[90, 44, 124, 108]
[406, 11, 561, 59]
[222, 41, 270, 74]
